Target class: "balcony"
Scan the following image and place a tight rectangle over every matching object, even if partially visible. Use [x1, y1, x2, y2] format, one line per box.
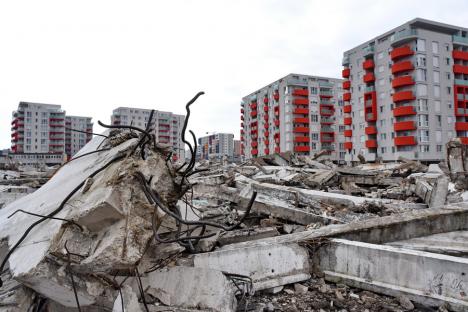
[241, 122, 244, 128]
[251, 149, 258, 156]
[273, 92, 279, 101]
[263, 97, 268, 104]
[264, 130, 269, 136]
[453, 50, 468, 61]
[240, 116, 244, 121]
[344, 142, 353, 150]
[394, 121, 416, 131]
[391, 29, 418, 46]
[293, 117, 309, 123]
[320, 133, 334, 143]
[293, 108, 309, 114]
[250, 111, 258, 118]
[274, 146, 280, 153]
[251, 141, 258, 148]
[319, 90, 333, 98]
[293, 127, 310, 133]
[342, 80, 351, 89]
[391, 45, 414, 60]
[392, 76, 415, 88]
[392, 61, 414, 74]
[365, 126, 377, 135]
[393, 105, 417, 116]
[241, 108, 244, 114]
[294, 136, 309, 143]
[453, 64, 468, 75]
[292, 89, 309, 97]
[263, 123, 268, 129]
[320, 107, 334, 116]
[453, 35, 468, 46]
[263, 106, 269, 112]
[365, 112, 377, 122]
[321, 116, 334, 124]
[455, 122, 468, 131]
[342, 55, 350, 66]
[264, 148, 270, 155]
[343, 105, 352, 113]
[344, 130, 352, 137]
[264, 139, 269, 145]
[294, 146, 310, 152]
[263, 115, 268, 122]
[393, 90, 415, 102]
[343, 93, 351, 101]
[274, 119, 280, 126]
[342, 68, 350, 78]
[321, 126, 334, 132]
[363, 73, 375, 83]
[365, 140, 377, 148]
[344, 117, 352, 125]
[394, 136, 417, 146]
[293, 98, 309, 105]
[363, 59, 374, 70]
[454, 79, 468, 87]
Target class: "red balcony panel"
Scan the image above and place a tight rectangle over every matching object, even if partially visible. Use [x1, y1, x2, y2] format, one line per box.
[263, 106, 269, 112]
[264, 130, 269, 137]
[453, 64, 468, 75]
[344, 117, 352, 125]
[275, 146, 280, 153]
[363, 59, 375, 70]
[250, 111, 258, 118]
[391, 45, 414, 60]
[455, 122, 468, 131]
[342, 80, 351, 90]
[459, 137, 468, 145]
[293, 98, 309, 105]
[344, 130, 352, 137]
[251, 141, 258, 148]
[293, 117, 309, 123]
[363, 73, 375, 83]
[343, 105, 352, 113]
[344, 142, 353, 150]
[393, 105, 416, 116]
[294, 145, 310, 152]
[264, 116, 269, 123]
[343, 92, 351, 101]
[294, 136, 309, 143]
[251, 149, 258, 155]
[241, 122, 244, 128]
[394, 121, 416, 131]
[293, 108, 309, 114]
[342, 68, 350, 78]
[292, 89, 309, 97]
[241, 108, 244, 114]
[274, 119, 280, 126]
[264, 148, 270, 155]
[264, 139, 269, 145]
[263, 123, 268, 129]
[293, 127, 310, 133]
[365, 126, 377, 135]
[273, 92, 279, 101]
[392, 76, 415, 88]
[392, 61, 414, 74]
[453, 50, 468, 61]
[241, 116, 244, 120]
[263, 97, 268, 104]
[365, 140, 377, 148]
[394, 136, 417, 146]
[274, 132, 280, 139]
[393, 90, 415, 102]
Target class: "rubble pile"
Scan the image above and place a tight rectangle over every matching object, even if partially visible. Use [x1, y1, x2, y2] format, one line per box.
[0, 94, 468, 311]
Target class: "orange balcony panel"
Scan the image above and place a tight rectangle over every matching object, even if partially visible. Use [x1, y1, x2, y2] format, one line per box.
[343, 93, 351, 101]
[343, 105, 352, 113]
[453, 50, 468, 61]
[344, 142, 353, 150]
[344, 117, 352, 125]
[293, 98, 309, 105]
[392, 61, 414, 74]
[394, 121, 416, 131]
[393, 105, 416, 116]
[251, 149, 258, 155]
[393, 90, 415, 102]
[455, 122, 468, 131]
[365, 140, 377, 148]
[394, 136, 417, 146]
[294, 136, 309, 143]
[342, 68, 350, 78]
[390, 45, 414, 60]
[344, 130, 352, 137]
[294, 145, 310, 152]
[363, 59, 375, 70]
[293, 127, 310, 133]
[292, 89, 309, 97]
[453, 64, 468, 75]
[274, 119, 280, 126]
[293, 108, 309, 114]
[342, 80, 351, 90]
[263, 97, 268, 104]
[293, 117, 309, 123]
[365, 126, 377, 135]
[392, 76, 415, 88]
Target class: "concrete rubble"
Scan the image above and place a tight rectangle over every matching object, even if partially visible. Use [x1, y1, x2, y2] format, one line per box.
[0, 97, 467, 312]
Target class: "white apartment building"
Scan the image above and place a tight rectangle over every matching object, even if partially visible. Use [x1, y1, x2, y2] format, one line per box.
[197, 133, 234, 161]
[111, 107, 186, 161]
[65, 116, 93, 157]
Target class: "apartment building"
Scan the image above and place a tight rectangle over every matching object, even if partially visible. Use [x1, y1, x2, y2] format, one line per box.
[65, 116, 93, 157]
[341, 18, 468, 162]
[111, 107, 185, 161]
[241, 74, 345, 161]
[233, 139, 242, 162]
[11, 102, 92, 158]
[197, 132, 234, 161]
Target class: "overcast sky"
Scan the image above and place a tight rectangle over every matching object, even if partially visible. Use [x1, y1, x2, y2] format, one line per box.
[0, 0, 467, 148]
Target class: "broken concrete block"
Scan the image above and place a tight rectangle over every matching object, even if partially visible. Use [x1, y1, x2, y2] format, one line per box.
[294, 283, 308, 294]
[113, 285, 142, 312]
[146, 266, 237, 312]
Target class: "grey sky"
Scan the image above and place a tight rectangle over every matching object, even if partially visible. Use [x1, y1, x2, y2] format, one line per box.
[0, 0, 467, 148]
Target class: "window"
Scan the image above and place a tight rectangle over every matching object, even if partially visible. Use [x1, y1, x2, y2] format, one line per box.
[447, 86, 451, 95]
[380, 133, 387, 140]
[448, 116, 453, 124]
[380, 119, 386, 126]
[434, 85, 440, 98]
[416, 69, 427, 81]
[434, 100, 441, 112]
[433, 56, 439, 67]
[310, 87, 317, 94]
[446, 58, 450, 65]
[446, 72, 451, 80]
[437, 145, 443, 152]
[418, 99, 428, 112]
[378, 52, 384, 59]
[360, 135, 365, 143]
[445, 44, 450, 52]
[419, 145, 430, 153]
[432, 41, 439, 54]
[419, 130, 429, 142]
[416, 39, 426, 52]
[436, 115, 442, 127]
[311, 133, 319, 140]
[416, 55, 426, 67]
[378, 65, 384, 73]
[311, 114, 318, 122]
[379, 78, 385, 86]
[381, 147, 387, 153]
[417, 84, 427, 96]
[433, 71, 440, 84]
[418, 114, 429, 127]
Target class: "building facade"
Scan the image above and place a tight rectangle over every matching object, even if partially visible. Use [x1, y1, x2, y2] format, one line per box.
[111, 107, 185, 161]
[233, 139, 242, 162]
[11, 102, 93, 158]
[241, 74, 345, 161]
[341, 18, 468, 162]
[197, 133, 234, 161]
[65, 116, 93, 158]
